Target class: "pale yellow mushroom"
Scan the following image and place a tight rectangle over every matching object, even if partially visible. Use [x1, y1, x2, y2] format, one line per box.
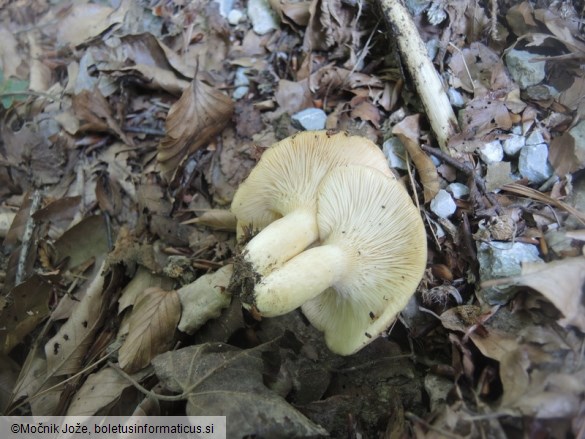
[230, 131, 393, 281]
[248, 165, 427, 355]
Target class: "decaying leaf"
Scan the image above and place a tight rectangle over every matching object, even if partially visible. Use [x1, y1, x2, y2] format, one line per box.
[65, 367, 133, 416]
[0, 275, 52, 354]
[483, 257, 585, 332]
[152, 342, 328, 438]
[157, 74, 234, 181]
[118, 266, 174, 314]
[118, 287, 181, 373]
[56, 3, 124, 47]
[392, 114, 440, 203]
[72, 90, 133, 145]
[177, 264, 233, 334]
[45, 261, 107, 377]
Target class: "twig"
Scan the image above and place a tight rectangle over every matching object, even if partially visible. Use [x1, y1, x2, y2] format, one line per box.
[15, 191, 42, 285]
[107, 362, 188, 402]
[0, 91, 59, 102]
[378, 0, 458, 153]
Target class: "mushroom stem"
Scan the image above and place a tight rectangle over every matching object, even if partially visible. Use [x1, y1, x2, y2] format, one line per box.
[243, 208, 319, 275]
[252, 244, 347, 317]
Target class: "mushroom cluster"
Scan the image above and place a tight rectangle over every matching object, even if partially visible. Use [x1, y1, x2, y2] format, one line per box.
[229, 130, 427, 355]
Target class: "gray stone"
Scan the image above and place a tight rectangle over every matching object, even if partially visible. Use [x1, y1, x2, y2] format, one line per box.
[232, 86, 249, 100]
[503, 134, 525, 156]
[430, 189, 457, 218]
[448, 88, 465, 107]
[447, 182, 469, 199]
[426, 1, 447, 25]
[214, 0, 234, 17]
[505, 49, 546, 89]
[477, 241, 544, 304]
[234, 67, 249, 87]
[227, 9, 244, 25]
[248, 0, 279, 35]
[405, 0, 431, 16]
[518, 143, 554, 184]
[511, 125, 523, 135]
[486, 161, 514, 192]
[382, 137, 408, 170]
[291, 108, 327, 131]
[526, 130, 545, 146]
[478, 140, 504, 164]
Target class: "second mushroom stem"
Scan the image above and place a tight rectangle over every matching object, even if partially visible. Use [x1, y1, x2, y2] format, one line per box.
[252, 244, 347, 317]
[243, 208, 319, 276]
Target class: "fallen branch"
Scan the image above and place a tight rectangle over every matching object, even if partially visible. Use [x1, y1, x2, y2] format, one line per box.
[379, 0, 458, 153]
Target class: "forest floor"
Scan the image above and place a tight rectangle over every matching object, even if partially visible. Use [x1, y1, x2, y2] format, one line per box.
[1, 0, 585, 437]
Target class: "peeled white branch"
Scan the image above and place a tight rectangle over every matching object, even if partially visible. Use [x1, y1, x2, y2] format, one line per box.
[379, 0, 459, 153]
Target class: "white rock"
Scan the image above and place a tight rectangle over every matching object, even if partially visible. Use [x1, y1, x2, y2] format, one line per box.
[232, 86, 249, 100]
[447, 88, 465, 107]
[503, 134, 525, 156]
[227, 9, 244, 25]
[291, 108, 327, 131]
[430, 189, 457, 218]
[214, 0, 234, 17]
[518, 143, 554, 184]
[511, 125, 522, 135]
[478, 140, 503, 164]
[248, 0, 279, 35]
[526, 130, 545, 146]
[234, 67, 249, 87]
[447, 182, 469, 199]
[382, 138, 407, 170]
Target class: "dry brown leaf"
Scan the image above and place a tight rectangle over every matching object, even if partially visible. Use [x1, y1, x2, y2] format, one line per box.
[182, 209, 237, 231]
[45, 262, 107, 377]
[66, 367, 132, 416]
[482, 257, 585, 332]
[157, 75, 234, 181]
[392, 115, 440, 203]
[72, 90, 134, 146]
[0, 276, 52, 354]
[95, 173, 123, 217]
[118, 266, 174, 314]
[0, 26, 24, 78]
[549, 130, 585, 176]
[118, 287, 181, 373]
[274, 79, 312, 114]
[12, 349, 62, 416]
[56, 3, 123, 47]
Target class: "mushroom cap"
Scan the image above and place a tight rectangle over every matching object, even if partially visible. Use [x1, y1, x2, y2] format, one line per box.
[231, 130, 393, 235]
[301, 165, 427, 355]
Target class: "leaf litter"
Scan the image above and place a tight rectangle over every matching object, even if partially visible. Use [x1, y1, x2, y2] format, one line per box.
[0, 0, 584, 437]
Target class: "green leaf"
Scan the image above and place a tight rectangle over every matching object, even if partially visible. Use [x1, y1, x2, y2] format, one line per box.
[0, 69, 30, 109]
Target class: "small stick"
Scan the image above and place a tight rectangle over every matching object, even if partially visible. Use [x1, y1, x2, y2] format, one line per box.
[15, 190, 42, 285]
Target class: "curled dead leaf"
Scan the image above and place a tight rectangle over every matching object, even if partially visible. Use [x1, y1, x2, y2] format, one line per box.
[482, 257, 585, 332]
[392, 114, 440, 203]
[118, 287, 181, 373]
[157, 75, 234, 181]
